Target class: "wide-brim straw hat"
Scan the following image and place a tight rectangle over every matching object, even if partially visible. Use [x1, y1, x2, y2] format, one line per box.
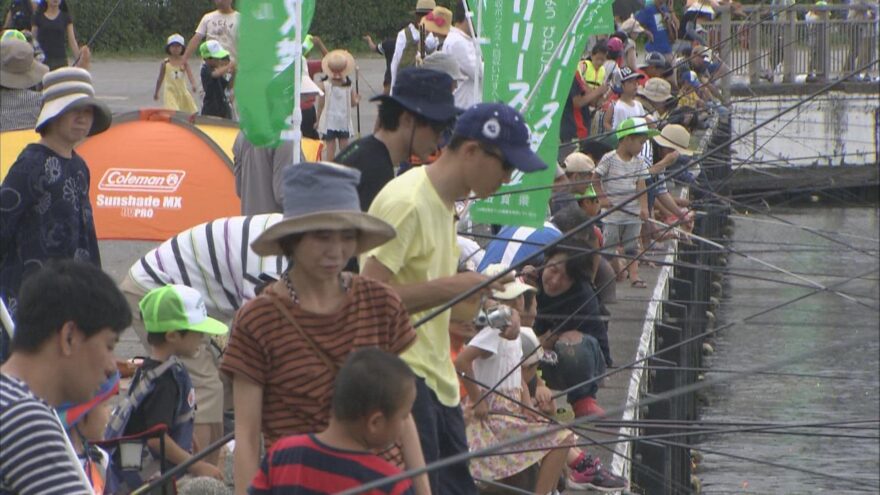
[36, 67, 112, 136]
[251, 162, 396, 257]
[1, 39, 48, 90]
[321, 49, 355, 78]
[653, 124, 695, 156]
[638, 77, 673, 103]
[420, 7, 452, 36]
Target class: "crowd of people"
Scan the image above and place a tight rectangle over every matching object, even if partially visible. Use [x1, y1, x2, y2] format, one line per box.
[0, 0, 774, 494]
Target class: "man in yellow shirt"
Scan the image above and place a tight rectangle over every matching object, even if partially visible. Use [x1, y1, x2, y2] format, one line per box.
[361, 103, 547, 494]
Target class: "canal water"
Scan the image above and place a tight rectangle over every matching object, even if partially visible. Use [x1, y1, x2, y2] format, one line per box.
[697, 206, 880, 494]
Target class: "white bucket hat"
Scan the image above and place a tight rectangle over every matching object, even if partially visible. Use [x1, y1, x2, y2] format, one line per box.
[35, 67, 112, 135]
[482, 263, 536, 300]
[637, 77, 674, 103]
[421, 51, 464, 81]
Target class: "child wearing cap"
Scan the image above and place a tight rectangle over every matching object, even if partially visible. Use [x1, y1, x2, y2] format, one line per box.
[250, 348, 418, 495]
[154, 33, 198, 113]
[199, 40, 233, 119]
[109, 284, 227, 486]
[603, 66, 647, 132]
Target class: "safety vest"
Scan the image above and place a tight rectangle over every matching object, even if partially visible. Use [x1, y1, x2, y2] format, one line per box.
[579, 59, 607, 88]
[399, 24, 421, 72]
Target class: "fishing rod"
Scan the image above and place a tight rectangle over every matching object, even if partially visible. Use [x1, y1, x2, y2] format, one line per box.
[627, 365, 868, 381]
[596, 418, 880, 430]
[72, 0, 126, 66]
[337, 332, 878, 495]
[729, 215, 880, 244]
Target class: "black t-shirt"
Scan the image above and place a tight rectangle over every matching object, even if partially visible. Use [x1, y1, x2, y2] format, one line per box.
[535, 279, 612, 366]
[32, 11, 71, 62]
[7, 0, 34, 31]
[378, 38, 396, 85]
[559, 80, 591, 143]
[335, 135, 395, 212]
[200, 63, 231, 119]
[123, 358, 180, 436]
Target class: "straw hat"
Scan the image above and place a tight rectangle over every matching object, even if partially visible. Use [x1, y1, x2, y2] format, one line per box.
[251, 162, 396, 256]
[420, 7, 453, 36]
[564, 152, 596, 174]
[35, 67, 111, 135]
[483, 263, 536, 301]
[0, 39, 48, 90]
[653, 124, 695, 156]
[321, 49, 355, 78]
[638, 77, 673, 103]
[414, 0, 436, 14]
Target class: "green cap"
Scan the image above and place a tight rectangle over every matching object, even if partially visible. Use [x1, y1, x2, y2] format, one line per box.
[1, 29, 27, 42]
[200, 39, 230, 59]
[139, 285, 228, 335]
[576, 183, 598, 200]
[616, 117, 661, 140]
[303, 34, 315, 55]
[815, 1, 828, 5]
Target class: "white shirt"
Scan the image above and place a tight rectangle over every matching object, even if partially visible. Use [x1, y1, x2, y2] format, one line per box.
[390, 23, 438, 90]
[611, 99, 647, 132]
[443, 26, 481, 109]
[196, 10, 240, 59]
[468, 326, 523, 393]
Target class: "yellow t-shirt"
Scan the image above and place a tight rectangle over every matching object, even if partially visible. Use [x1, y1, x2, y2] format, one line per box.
[364, 167, 461, 407]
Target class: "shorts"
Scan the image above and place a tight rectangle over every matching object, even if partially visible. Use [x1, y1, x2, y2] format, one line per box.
[322, 129, 350, 140]
[603, 222, 642, 256]
[120, 274, 226, 424]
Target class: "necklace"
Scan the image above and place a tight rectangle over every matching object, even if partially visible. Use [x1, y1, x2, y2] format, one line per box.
[281, 271, 351, 306]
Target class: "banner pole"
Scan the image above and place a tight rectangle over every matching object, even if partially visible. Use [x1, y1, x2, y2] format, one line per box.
[292, 0, 303, 164]
[469, 0, 483, 104]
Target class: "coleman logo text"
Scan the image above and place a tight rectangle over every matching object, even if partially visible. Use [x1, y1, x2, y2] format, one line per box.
[98, 168, 186, 193]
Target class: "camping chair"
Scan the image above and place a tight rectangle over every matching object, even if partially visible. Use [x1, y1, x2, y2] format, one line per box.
[95, 423, 176, 495]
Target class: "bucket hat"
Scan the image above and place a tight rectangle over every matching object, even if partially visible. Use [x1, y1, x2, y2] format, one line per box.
[35, 67, 112, 135]
[653, 124, 695, 155]
[454, 102, 547, 173]
[482, 263, 536, 301]
[56, 372, 120, 430]
[251, 162, 397, 256]
[420, 51, 464, 81]
[165, 33, 185, 54]
[371, 67, 457, 123]
[321, 49, 355, 78]
[564, 152, 595, 174]
[638, 77, 673, 103]
[420, 7, 452, 36]
[414, 0, 436, 14]
[0, 39, 48, 89]
[616, 116, 660, 140]
[139, 284, 228, 335]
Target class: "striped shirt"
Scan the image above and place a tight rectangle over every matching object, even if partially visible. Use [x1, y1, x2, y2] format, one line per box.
[221, 277, 416, 448]
[0, 374, 91, 494]
[0, 88, 40, 132]
[128, 214, 284, 319]
[477, 222, 563, 272]
[250, 434, 414, 495]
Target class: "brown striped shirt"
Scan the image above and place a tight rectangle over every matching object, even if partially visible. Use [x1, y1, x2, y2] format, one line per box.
[221, 275, 416, 448]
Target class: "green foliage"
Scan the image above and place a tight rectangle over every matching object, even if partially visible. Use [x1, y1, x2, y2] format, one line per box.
[68, 0, 214, 53]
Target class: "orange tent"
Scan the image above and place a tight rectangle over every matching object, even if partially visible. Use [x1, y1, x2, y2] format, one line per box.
[1, 110, 324, 241]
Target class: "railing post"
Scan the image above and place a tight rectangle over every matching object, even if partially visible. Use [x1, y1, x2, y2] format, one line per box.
[749, 8, 761, 84]
[817, 6, 829, 82]
[720, 6, 732, 103]
[783, 6, 796, 82]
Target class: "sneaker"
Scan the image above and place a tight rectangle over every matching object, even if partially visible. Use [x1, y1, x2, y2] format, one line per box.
[568, 454, 628, 492]
[572, 396, 605, 419]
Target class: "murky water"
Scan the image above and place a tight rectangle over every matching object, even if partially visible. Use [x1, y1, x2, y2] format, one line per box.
[698, 206, 880, 494]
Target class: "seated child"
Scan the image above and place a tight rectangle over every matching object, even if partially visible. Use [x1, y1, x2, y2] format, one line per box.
[57, 372, 120, 495]
[105, 284, 227, 490]
[250, 348, 417, 495]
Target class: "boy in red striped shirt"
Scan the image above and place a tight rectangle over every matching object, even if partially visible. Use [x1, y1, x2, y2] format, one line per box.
[250, 348, 417, 495]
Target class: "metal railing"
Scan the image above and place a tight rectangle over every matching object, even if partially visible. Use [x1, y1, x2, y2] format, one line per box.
[701, 4, 878, 84]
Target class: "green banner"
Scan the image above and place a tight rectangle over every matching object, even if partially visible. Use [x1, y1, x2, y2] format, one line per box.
[469, 0, 614, 228]
[236, 0, 315, 147]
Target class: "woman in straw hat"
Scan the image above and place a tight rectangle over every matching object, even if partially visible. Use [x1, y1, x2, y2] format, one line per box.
[221, 162, 429, 495]
[316, 49, 358, 160]
[0, 67, 111, 317]
[647, 123, 696, 240]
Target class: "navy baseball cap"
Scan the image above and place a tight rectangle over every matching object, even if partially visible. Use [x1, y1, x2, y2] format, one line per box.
[371, 67, 458, 123]
[453, 103, 547, 173]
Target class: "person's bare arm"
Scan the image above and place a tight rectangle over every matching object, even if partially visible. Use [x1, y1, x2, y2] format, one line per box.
[154, 61, 166, 101]
[454, 345, 493, 420]
[311, 35, 329, 56]
[655, 191, 680, 219]
[182, 33, 205, 63]
[603, 103, 615, 131]
[648, 149, 680, 175]
[592, 173, 613, 209]
[73, 45, 90, 69]
[637, 178, 649, 220]
[65, 23, 79, 59]
[399, 415, 432, 495]
[360, 257, 498, 314]
[232, 374, 264, 495]
[184, 62, 198, 92]
[3, 11, 11, 29]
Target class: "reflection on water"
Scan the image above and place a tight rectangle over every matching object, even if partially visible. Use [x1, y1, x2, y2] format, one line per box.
[698, 207, 880, 494]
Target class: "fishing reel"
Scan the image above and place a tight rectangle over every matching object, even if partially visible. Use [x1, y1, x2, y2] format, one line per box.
[474, 305, 512, 329]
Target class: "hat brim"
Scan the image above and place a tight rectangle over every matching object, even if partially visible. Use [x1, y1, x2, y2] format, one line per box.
[503, 143, 548, 173]
[637, 88, 673, 103]
[251, 211, 397, 257]
[0, 61, 48, 90]
[36, 94, 112, 136]
[421, 19, 451, 36]
[621, 73, 646, 83]
[370, 93, 459, 123]
[492, 281, 536, 300]
[653, 134, 695, 155]
[618, 127, 660, 140]
[186, 315, 229, 335]
[321, 50, 356, 78]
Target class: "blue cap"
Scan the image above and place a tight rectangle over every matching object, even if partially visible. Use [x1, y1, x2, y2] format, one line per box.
[371, 67, 458, 123]
[453, 103, 547, 173]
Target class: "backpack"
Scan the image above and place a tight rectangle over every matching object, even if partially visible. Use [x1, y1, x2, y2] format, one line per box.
[398, 25, 421, 72]
[103, 357, 194, 493]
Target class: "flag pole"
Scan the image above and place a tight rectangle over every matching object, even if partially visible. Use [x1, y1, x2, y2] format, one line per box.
[465, 0, 483, 105]
[292, 0, 303, 164]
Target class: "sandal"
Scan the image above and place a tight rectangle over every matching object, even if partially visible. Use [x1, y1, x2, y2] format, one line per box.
[631, 279, 648, 289]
